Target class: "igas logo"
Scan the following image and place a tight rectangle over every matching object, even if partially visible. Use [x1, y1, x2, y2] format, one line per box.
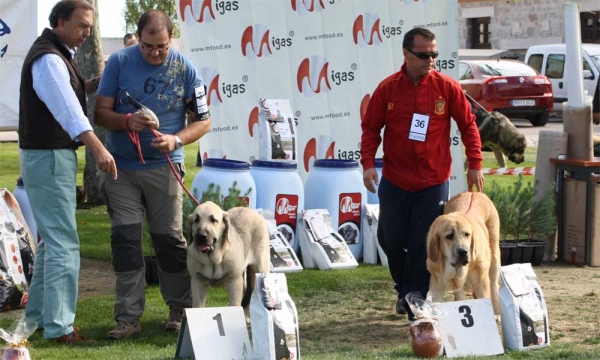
[290, 0, 339, 16]
[276, 197, 298, 215]
[340, 196, 360, 214]
[199, 67, 247, 106]
[248, 107, 259, 137]
[297, 56, 356, 96]
[303, 137, 335, 172]
[179, 0, 238, 23]
[241, 24, 293, 59]
[352, 13, 403, 48]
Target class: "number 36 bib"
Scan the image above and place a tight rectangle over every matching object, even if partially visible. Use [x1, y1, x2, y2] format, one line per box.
[409, 113, 429, 142]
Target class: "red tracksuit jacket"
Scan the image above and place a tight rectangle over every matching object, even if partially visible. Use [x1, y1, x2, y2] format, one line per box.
[361, 64, 482, 192]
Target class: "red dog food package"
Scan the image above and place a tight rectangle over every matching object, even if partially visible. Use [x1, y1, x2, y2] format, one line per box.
[250, 273, 300, 360]
[499, 263, 550, 350]
[256, 209, 303, 273]
[299, 209, 358, 270]
[258, 98, 297, 162]
[0, 189, 36, 312]
[362, 204, 388, 266]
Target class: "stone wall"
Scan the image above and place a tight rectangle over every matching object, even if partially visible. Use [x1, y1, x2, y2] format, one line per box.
[458, 0, 599, 50]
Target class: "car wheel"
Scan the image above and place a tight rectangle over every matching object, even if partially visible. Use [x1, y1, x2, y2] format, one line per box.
[529, 112, 549, 127]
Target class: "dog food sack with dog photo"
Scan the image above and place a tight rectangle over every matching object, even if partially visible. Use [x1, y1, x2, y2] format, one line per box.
[256, 210, 303, 273]
[362, 204, 388, 266]
[250, 273, 300, 360]
[0, 189, 36, 312]
[258, 99, 297, 162]
[300, 209, 358, 270]
[499, 263, 549, 350]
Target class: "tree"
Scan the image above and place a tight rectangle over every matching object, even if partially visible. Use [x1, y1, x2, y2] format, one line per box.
[77, 0, 106, 205]
[123, 0, 180, 37]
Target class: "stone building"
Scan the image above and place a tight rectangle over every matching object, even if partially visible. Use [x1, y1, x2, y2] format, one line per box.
[458, 0, 600, 51]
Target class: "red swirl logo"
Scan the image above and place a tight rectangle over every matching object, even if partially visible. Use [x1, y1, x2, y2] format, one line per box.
[340, 196, 360, 213]
[276, 197, 297, 215]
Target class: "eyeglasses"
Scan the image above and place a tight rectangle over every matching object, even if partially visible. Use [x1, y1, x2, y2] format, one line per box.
[407, 49, 439, 60]
[140, 40, 171, 52]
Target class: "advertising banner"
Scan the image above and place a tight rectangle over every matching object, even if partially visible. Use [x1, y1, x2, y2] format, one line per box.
[0, 0, 38, 131]
[176, 0, 466, 194]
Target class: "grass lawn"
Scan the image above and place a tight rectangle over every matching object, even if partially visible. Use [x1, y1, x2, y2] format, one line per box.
[3, 141, 592, 359]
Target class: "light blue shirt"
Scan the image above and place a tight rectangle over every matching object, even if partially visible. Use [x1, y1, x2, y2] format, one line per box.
[31, 47, 92, 142]
[98, 45, 204, 169]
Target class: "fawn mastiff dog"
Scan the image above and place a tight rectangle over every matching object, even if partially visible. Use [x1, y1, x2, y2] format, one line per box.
[187, 201, 270, 319]
[426, 192, 501, 316]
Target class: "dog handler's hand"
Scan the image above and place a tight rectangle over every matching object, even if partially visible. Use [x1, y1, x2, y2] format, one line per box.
[467, 169, 484, 192]
[363, 168, 379, 193]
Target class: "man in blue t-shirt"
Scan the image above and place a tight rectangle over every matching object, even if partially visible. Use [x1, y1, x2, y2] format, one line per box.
[95, 10, 211, 340]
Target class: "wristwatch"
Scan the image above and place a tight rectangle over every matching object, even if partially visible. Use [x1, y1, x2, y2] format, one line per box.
[174, 135, 183, 149]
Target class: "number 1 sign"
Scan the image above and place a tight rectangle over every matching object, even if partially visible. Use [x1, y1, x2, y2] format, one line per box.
[175, 307, 258, 359]
[434, 298, 504, 357]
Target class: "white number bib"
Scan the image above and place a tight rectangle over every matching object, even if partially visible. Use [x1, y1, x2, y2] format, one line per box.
[409, 113, 429, 142]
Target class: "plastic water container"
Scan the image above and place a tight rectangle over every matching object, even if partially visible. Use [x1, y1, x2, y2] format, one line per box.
[367, 158, 383, 204]
[12, 177, 39, 244]
[191, 158, 256, 209]
[304, 159, 367, 260]
[251, 160, 304, 253]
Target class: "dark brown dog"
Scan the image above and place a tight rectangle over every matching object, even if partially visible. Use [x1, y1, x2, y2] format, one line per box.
[473, 109, 527, 168]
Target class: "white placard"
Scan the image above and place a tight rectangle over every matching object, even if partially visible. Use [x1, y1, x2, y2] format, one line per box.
[175, 307, 259, 360]
[434, 298, 504, 358]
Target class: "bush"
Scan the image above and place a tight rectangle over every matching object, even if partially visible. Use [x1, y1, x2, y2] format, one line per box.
[485, 175, 556, 241]
[181, 182, 252, 232]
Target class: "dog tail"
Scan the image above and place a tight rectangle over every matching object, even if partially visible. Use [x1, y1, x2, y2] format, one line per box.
[241, 269, 254, 309]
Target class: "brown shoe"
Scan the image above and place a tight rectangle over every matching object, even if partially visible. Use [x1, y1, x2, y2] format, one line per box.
[165, 306, 184, 332]
[106, 320, 142, 340]
[51, 329, 95, 344]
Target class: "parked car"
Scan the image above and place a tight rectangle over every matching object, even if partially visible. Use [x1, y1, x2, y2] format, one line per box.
[458, 59, 554, 126]
[525, 43, 600, 112]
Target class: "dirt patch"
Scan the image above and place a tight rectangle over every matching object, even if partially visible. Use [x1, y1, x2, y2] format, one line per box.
[78, 258, 115, 300]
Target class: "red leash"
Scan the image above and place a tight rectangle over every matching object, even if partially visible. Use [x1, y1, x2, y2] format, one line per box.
[124, 114, 200, 206]
[465, 192, 476, 214]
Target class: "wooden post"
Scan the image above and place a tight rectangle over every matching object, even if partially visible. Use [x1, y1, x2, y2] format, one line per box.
[534, 131, 568, 261]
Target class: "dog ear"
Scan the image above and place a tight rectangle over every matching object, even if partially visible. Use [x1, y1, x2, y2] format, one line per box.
[427, 219, 441, 263]
[186, 212, 197, 245]
[469, 219, 478, 263]
[221, 211, 230, 243]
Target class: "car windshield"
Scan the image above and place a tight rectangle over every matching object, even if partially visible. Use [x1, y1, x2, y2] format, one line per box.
[476, 62, 538, 77]
[591, 55, 600, 69]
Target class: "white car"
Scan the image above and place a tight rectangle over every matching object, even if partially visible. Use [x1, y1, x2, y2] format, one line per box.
[525, 43, 600, 112]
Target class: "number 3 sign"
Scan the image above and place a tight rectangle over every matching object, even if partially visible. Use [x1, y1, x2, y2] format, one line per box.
[434, 298, 504, 357]
[176, 307, 259, 359]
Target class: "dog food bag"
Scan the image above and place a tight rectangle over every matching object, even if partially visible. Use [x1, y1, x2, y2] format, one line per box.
[0, 190, 36, 312]
[300, 209, 358, 270]
[499, 263, 550, 350]
[297, 219, 316, 269]
[258, 99, 297, 162]
[256, 210, 303, 273]
[362, 204, 388, 266]
[250, 273, 300, 360]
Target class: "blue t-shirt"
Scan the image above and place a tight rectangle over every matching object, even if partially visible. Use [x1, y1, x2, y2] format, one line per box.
[98, 45, 204, 169]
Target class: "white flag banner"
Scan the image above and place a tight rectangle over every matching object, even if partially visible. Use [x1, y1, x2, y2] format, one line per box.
[0, 0, 38, 131]
[176, 0, 466, 194]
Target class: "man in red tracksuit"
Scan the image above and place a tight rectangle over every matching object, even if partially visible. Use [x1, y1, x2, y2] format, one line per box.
[361, 28, 484, 320]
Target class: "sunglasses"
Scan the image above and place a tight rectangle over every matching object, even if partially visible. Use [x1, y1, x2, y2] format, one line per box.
[407, 49, 439, 60]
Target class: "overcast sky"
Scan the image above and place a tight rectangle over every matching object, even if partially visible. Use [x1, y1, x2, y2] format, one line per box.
[37, 0, 126, 38]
